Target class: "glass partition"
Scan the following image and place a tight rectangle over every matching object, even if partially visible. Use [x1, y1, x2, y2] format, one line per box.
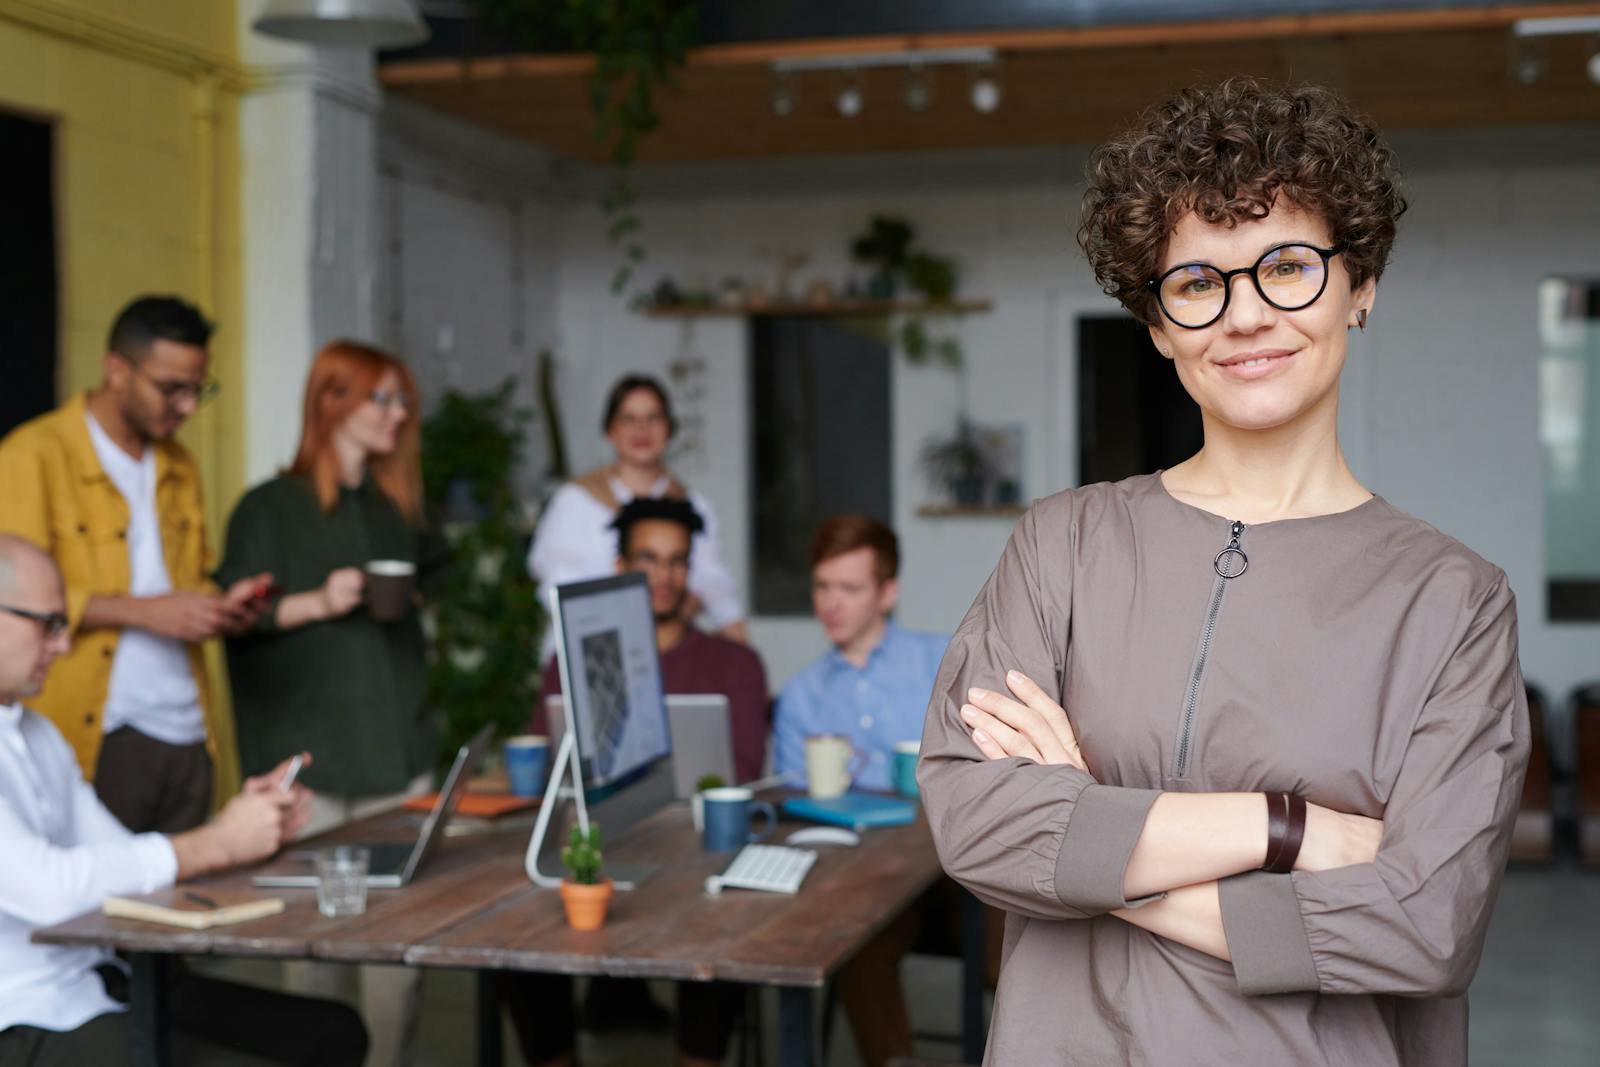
[1540, 277, 1600, 621]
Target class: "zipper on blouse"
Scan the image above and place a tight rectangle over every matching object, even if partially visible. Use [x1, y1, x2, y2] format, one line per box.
[1173, 520, 1248, 778]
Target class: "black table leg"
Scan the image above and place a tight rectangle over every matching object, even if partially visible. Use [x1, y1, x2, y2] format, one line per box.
[129, 953, 171, 1067]
[476, 971, 502, 1067]
[778, 986, 816, 1067]
[961, 889, 988, 1064]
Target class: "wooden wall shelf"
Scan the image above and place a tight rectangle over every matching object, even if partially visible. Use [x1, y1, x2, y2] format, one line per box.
[916, 504, 1026, 519]
[641, 298, 992, 319]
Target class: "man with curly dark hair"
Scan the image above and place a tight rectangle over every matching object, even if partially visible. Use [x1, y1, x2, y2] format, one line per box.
[920, 78, 1527, 1064]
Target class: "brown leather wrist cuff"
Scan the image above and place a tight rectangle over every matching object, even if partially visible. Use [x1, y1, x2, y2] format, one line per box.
[1263, 792, 1288, 871]
[1264, 792, 1306, 874]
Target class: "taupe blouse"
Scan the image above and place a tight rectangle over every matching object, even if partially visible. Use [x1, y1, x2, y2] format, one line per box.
[919, 473, 1529, 1066]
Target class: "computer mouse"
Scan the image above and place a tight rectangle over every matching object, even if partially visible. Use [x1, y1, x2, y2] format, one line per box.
[786, 826, 860, 848]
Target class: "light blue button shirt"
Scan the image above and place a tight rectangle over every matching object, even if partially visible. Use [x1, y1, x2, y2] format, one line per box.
[774, 622, 950, 792]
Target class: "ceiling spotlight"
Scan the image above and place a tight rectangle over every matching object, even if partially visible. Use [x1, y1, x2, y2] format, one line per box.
[1511, 37, 1546, 84]
[1513, 16, 1600, 85]
[773, 72, 796, 117]
[970, 65, 1002, 113]
[836, 72, 864, 118]
[904, 63, 932, 112]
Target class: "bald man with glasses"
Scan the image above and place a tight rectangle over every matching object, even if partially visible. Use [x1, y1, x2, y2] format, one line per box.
[0, 535, 367, 1066]
[0, 295, 272, 835]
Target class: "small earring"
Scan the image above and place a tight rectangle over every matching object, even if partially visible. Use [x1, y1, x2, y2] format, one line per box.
[1356, 309, 1368, 331]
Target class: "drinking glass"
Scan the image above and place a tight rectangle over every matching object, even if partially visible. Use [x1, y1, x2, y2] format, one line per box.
[315, 845, 370, 918]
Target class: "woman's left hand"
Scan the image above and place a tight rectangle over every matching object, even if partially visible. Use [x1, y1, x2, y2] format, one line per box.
[960, 670, 1089, 773]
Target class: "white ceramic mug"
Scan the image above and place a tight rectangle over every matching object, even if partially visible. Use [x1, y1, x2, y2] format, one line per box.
[804, 734, 866, 799]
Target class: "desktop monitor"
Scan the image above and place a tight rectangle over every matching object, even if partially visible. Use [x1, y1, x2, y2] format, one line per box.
[548, 572, 672, 792]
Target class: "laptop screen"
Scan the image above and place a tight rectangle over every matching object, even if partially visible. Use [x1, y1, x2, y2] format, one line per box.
[548, 573, 671, 790]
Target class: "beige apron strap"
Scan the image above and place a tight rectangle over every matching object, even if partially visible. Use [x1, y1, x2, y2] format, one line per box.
[574, 467, 619, 511]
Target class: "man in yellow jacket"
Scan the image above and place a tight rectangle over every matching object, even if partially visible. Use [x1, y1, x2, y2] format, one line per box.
[0, 296, 270, 834]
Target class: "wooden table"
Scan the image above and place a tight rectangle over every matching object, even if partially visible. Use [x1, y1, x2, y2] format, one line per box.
[33, 798, 988, 1067]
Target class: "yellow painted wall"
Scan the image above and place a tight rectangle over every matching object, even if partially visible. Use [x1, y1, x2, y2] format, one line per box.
[0, 0, 248, 799]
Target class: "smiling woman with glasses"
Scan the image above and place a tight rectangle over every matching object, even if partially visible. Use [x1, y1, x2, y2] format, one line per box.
[526, 372, 749, 651]
[918, 78, 1529, 1067]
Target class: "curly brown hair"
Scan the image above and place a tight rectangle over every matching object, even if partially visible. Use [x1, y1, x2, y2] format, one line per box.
[1077, 78, 1406, 325]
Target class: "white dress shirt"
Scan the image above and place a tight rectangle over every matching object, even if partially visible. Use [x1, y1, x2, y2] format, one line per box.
[527, 475, 745, 645]
[0, 702, 177, 1033]
[84, 412, 205, 746]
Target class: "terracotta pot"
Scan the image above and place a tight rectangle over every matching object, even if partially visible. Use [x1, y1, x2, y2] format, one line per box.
[559, 878, 614, 931]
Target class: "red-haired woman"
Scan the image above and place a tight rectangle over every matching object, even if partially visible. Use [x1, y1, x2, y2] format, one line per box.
[216, 341, 440, 1065]
[219, 338, 435, 807]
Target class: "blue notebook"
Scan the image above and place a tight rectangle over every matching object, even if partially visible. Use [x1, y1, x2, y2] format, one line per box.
[782, 792, 917, 830]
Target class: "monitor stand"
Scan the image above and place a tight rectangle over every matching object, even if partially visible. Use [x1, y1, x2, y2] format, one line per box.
[524, 727, 658, 890]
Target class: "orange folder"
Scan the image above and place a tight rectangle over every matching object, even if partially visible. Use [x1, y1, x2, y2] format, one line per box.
[401, 792, 537, 818]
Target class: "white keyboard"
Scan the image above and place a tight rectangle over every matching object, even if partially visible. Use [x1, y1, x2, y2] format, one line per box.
[705, 844, 818, 895]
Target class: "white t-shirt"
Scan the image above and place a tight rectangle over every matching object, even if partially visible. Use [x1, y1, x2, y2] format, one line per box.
[0, 702, 177, 1032]
[526, 474, 744, 654]
[84, 413, 206, 746]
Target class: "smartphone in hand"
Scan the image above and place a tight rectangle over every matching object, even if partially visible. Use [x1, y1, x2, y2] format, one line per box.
[278, 754, 304, 793]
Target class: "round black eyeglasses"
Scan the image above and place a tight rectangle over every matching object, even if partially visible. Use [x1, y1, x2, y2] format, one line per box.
[1146, 243, 1346, 329]
[0, 603, 69, 639]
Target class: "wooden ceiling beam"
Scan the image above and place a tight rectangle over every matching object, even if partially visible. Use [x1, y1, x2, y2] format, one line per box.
[380, 3, 1600, 86]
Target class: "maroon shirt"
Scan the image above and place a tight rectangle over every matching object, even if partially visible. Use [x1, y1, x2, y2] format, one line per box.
[535, 627, 770, 783]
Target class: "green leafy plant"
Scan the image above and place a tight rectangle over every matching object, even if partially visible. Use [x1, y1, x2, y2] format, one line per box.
[920, 420, 997, 506]
[694, 774, 726, 792]
[904, 250, 956, 303]
[562, 823, 606, 884]
[850, 215, 915, 279]
[482, 0, 700, 293]
[420, 380, 545, 767]
[848, 214, 967, 367]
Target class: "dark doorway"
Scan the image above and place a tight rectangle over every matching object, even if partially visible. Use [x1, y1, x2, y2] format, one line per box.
[750, 317, 892, 615]
[1078, 316, 1202, 485]
[0, 110, 57, 437]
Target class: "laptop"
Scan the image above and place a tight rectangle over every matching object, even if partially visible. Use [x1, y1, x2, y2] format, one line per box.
[252, 724, 494, 890]
[665, 694, 736, 797]
[544, 692, 735, 799]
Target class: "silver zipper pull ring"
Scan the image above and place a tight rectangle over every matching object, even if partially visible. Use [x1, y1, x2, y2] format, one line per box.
[1214, 520, 1248, 579]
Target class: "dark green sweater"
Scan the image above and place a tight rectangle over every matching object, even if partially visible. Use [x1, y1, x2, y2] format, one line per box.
[217, 474, 444, 795]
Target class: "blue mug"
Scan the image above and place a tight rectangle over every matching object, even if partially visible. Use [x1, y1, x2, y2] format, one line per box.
[701, 787, 777, 852]
[892, 741, 920, 797]
[504, 735, 550, 797]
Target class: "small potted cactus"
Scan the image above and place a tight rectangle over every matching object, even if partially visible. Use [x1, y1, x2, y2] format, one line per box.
[559, 823, 613, 931]
[691, 774, 726, 833]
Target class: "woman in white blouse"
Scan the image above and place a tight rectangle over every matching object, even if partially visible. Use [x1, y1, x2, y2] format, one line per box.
[528, 374, 747, 642]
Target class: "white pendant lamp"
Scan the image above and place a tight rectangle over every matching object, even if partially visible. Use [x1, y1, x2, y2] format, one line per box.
[253, 0, 430, 49]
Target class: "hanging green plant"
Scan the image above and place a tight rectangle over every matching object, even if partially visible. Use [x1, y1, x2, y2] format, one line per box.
[480, 0, 700, 293]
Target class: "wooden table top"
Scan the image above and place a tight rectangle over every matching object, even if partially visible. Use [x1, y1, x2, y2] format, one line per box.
[34, 795, 945, 989]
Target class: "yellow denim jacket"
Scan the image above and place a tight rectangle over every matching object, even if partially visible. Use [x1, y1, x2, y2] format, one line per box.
[0, 393, 218, 779]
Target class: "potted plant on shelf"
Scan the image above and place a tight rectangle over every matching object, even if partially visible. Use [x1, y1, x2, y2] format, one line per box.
[559, 823, 613, 931]
[920, 421, 997, 507]
[850, 215, 914, 300]
[848, 215, 967, 367]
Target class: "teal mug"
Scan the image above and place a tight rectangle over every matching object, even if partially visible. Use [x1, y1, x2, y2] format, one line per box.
[892, 741, 920, 797]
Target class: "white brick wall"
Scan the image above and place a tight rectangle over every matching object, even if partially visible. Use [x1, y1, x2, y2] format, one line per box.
[368, 108, 1600, 740]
